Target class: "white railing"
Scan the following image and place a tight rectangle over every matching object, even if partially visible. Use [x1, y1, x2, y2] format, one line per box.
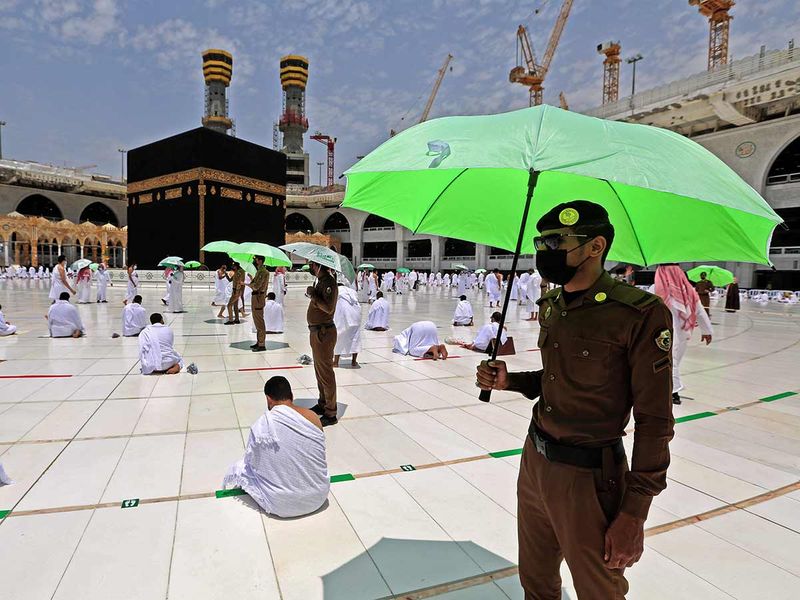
[443, 255, 475, 261]
[324, 228, 350, 233]
[770, 247, 800, 255]
[585, 46, 800, 119]
[406, 257, 432, 263]
[363, 226, 395, 231]
[766, 172, 800, 186]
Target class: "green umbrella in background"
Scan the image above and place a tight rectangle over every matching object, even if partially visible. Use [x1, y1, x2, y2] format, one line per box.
[201, 240, 240, 254]
[451, 263, 470, 271]
[342, 105, 783, 401]
[687, 265, 735, 287]
[184, 260, 202, 269]
[158, 256, 184, 268]
[233, 242, 292, 267]
[280, 242, 356, 283]
[397, 267, 411, 273]
[357, 263, 376, 270]
[70, 258, 92, 271]
[475, 268, 487, 273]
[299, 264, 311, 272]
[89, 262, 100, 271]
[228, 255, 256, 277]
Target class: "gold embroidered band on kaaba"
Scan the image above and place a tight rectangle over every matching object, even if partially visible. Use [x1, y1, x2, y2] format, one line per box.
[126, 167, 286, 197]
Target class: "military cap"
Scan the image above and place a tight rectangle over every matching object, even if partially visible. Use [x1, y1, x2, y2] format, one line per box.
[536, 200, 611, 232]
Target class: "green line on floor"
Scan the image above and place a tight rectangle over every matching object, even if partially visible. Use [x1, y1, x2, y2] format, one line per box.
[675, 411, 717, 423]
[760, 391, 798, 403]
[0, 510, 10, 519]
[215, 488, 247, 498]
[330, 473, 355, 483]
[489, 448, 524, 458]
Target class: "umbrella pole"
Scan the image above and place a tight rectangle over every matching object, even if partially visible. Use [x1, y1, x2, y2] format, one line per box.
[479, 169, 539, 402]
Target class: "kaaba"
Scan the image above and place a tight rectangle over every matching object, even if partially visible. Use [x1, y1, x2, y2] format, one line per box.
[126, 127, 287, 268]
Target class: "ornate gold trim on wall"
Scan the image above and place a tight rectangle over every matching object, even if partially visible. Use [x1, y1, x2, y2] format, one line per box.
[219, 187, 241, 200]
[127, 167, 286, 196]
[254, 194, 274, 206]
[164, 188, 182, 200]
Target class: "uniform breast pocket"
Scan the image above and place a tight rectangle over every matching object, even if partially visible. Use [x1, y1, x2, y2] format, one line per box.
[570, 337, 611, 387]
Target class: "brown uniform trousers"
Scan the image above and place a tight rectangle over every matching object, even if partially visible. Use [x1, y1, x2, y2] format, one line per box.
[308, 272, 338, 418]
[227, 268, 245, 321]
[250, 266, 270, 346]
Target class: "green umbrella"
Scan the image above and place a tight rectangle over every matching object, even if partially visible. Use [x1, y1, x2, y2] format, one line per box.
[451, 263, 470, 271]
[687, 265, 734, 287]
[89, 262, 100, 271]
[184, 260, 202, 269]
[280, 242, 356, 283]
[357, 263, 376, 270]
[228, 254, 257, 277]
[70, 258, 92, 271]
[299, 264, 311, 271]
[201, 240, 240, 254]
[475, 268, 487, 273]
[158, 256, 184, 268]
[397, 267, 411, 273]
[342, 105, 782, 401]
[233, 242, 292, 267]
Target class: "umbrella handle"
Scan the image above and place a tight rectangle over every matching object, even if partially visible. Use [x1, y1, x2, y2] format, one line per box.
[479, 169, 539, 403]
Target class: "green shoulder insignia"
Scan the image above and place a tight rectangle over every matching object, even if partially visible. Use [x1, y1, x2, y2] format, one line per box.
[608, 281, 659, 311]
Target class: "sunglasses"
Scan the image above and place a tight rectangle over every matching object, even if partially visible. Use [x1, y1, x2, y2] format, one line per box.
[533, 233, 590, 251]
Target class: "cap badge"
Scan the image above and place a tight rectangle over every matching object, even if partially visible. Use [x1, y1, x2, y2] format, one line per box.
[559, 208, 579, 226]
[594, 292, 607, 303]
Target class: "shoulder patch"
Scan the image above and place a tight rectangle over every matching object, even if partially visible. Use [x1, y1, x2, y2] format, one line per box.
[608, 282, 659, 311]
[655, 329, 672, 352]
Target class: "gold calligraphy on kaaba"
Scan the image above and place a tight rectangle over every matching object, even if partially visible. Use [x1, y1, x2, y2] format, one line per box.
[126, 167, 285, 196]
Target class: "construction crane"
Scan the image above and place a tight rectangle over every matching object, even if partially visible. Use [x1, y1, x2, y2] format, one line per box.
[391, 53, 454, 137]
[558, 91, 569, 110]
[310, 132, 336, 188]
[689, 0, 735, 70]
[597, 41, 622, 104]
[509, 0, 574, 106]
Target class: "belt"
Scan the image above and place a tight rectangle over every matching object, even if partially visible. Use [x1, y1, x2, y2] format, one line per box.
[308, 322, 335, 331]
[252, 291, 265, 295]
[530, 425, 625, 469]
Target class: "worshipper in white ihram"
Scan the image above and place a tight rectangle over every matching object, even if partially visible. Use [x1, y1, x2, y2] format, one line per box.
[457, 311, 507, 353]
[95, 264, 111, 302]
[213, 265, 229, 306]
[365, 291, 390, 331]
[456, 271, 468, 296]
[408, 269, 418, 290]
[453, 295, 474, 326]
[525, 269, 542, 320]
[485, 268, 502, 307]
[509, 273, 521, 302]
[367, 271, 378, 302]
[0, 305, 17, 336]
[392, 320, 448, 360]
[161, 268, 173, 307]
[435, 272, 443, 287]
[443, 273, 451, 288]
[357, 271, 369, 303]
[122, 295, 148, 337]
[273, 267, 287, 308]
[29, 266, 36, 278]
[333, 282, 362, 367]
[47, 292, 85, 338]
[44, 267, 51, 278]
[124, 262, 139, 304]
[37, 265, 44, 279]
[242, 271, 252, 317]
[264, 292, 284, 333]
[222, 376, 329, 518]
[478, 272, 485, 289]
[49, 255, 75, 303]
[651, 265, 713, 405]
[138, 313, 184, 375]
[76, 266, 92, 304]
[169, 265, 185, 313]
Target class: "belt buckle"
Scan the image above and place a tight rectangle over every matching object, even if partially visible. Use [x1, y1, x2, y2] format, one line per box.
[534, 433, 549, 460]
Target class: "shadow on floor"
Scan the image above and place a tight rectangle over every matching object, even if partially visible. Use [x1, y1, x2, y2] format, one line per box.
[228, 340, 290, 351]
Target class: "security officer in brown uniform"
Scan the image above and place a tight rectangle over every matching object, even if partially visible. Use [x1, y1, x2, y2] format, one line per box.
[306, 261, 339, 426]
[248, 256, 270, 352]
[477, 201, 674, 600]
[225, 264, 245, 325]
[695, 272, 714, 316]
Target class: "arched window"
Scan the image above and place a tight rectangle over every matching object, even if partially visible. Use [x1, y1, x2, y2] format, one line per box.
[408, 239, 431, 258]
[285, 212, 314, 233]
[444, 238, 476, 258]
[767, 136, 800, 185]
[363, 214, 394, 230]
[17, 194, 63, 221]
[363, 241, 397, 259]
[323, 212, 350, 232]
[79, 202, 118, 226]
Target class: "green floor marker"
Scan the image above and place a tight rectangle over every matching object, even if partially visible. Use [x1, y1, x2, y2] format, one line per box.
[215, 488, 247, 498]
[330, 473, 356, 483]
[675, 411, 717, 424]
[760, 391, 798, 403]
[121, 499, 139, 509]
[489, 448, 524, 458]
[0, 510, 10, 519]
[400, 465, 416, 472]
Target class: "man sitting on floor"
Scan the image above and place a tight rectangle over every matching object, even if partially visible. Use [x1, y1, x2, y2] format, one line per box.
[453, 295, 474, 326]
[47, 292, 85, 338]
[0, 304, 17, 336]
[138, 313, 184, 374]
[458, 311, 507, 353]
[222, 375, 329, 518]
[264, 291, 285, 333]
[392, 320, 448, 360]
[122, 295, 148, 337]
[364, 291, 390, 331]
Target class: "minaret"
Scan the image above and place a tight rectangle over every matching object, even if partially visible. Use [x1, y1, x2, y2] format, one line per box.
[279, 55, 309, 187]
[202, 49, 233, 134]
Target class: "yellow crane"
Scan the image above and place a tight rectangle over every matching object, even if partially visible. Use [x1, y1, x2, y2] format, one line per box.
[391, 54, 454, 137]
[509, 0, 574, 106]
[558, 91, 569, 110]
[689, 0, 735, 70]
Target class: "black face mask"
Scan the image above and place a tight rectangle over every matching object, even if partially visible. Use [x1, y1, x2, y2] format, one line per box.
[536, 240, 592, 285]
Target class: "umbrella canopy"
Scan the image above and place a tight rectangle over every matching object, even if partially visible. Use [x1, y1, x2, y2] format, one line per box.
[451, 263, 469, 271]
[232, 242, 292, 267]
[70, 258, 92, 271]
[228, 254, 257, 277]
[200, 240, 240, 254]
[89, 262, 100, 271]
[343, 105, 782, 266]
[280, 242, 356, 283]
[475, 268, 487, 273]
[299, 264, 311, 271]
[687, 265, 734, 287]
[397, 267, 411, 273]
[158, 256, 184, 268]
[184, 260, 202, 269]
[357, 263, 376, 270]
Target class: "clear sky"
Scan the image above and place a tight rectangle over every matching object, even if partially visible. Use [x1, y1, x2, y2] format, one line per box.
[1, 0, 797, 181]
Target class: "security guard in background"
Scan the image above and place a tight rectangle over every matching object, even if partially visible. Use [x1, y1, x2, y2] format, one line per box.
[248, 255, 270, 352]
[225, 263, 245, 325]
[306, 261, 339, 426]
[477, 201, 674, 599]
[695, 271, 714, 316]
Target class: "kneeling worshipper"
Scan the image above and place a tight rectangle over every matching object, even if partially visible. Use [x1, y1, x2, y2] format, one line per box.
[138, 313, 184, 375]
[47, 292, 85, 338]
[122, 295, 148, 337]
[392, 320, 448, 360]
[222, 376, 329, 518]
[76, 266, 92, 304]
[0, 304, 17, 336]
[364, 291, 390, 331]
[453, 295, 474, 326]
[458, 311, 507, 353]
[333, 280, 362, 367]
[264, 292, 285, 333]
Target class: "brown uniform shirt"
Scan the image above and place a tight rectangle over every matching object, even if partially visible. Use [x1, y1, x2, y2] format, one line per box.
[307, 271, 338, 325]
[231, 267, 245, 292]
[506, 271, 674, 520]
[695, 279, 714, 297]
[250, 265, 270, 308]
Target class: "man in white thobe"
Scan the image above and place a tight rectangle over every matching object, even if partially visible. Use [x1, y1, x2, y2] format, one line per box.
[333, 283, 362, 367]
[408, 269, 418, 291]
[47, 292, 85, 338]
[453, 295, 474, 326]
[456, 271, 468, 297]
[485, 269, 502, 307]
[367, 271, 378, 302]
[273, 268, 287, 308]
[169, 266, 185, 313]
[0, 305, 17, 336]
[525, 269, 542, 320]
[49, 256, 75, 303]
[364, 291, 390, 331]
[459, 312, 508, 353]
[393, 321, 448, 359]
[138, 313, 184, 375]
[264, 292, 285, 333]
[95, 264, 111, 302]
[222, 376, 329, 518]
[122, 295, 148, 337]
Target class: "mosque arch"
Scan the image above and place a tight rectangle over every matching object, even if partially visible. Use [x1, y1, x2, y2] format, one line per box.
[285, 212, 314, 233]
[323, 212, 350, 232]
[16, 194, 63, 221]
[79, 202, 119, 226]
[363, 214, 394, 230]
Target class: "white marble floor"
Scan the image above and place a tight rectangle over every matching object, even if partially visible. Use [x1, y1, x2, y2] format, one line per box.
[0, 278, 799, 599]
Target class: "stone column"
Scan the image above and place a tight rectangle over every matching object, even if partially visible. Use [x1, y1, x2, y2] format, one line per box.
[476, 244, 488, 268]
[432, 236, 444, 273]
[395, 227, 406, 266]
[3, 239, 9, 266]
[123, 246, 127, 267]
